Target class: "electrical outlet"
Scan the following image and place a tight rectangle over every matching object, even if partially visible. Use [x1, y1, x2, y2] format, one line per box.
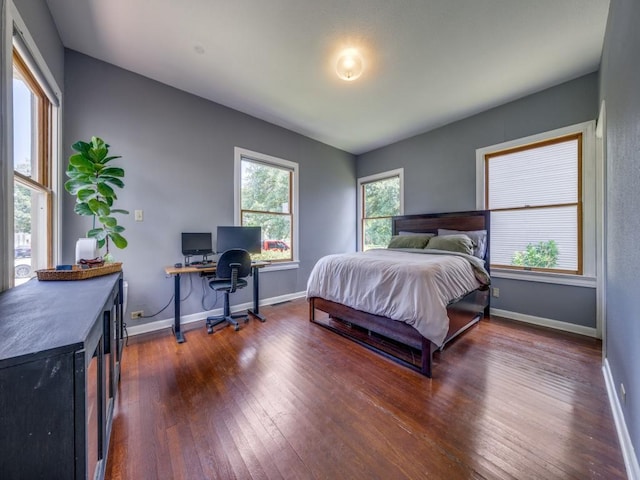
[492, 287, 500, 298]
[131, 310, 144, 319]
[620, 383, 626, 405]
[134, 210, 144, 222]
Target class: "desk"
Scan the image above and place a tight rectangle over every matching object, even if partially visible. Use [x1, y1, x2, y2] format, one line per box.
[164, 262, 268, 343]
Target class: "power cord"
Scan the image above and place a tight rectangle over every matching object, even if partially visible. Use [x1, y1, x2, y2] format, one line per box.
[139, 273, 194, 319]
[201, 275, 221, 311]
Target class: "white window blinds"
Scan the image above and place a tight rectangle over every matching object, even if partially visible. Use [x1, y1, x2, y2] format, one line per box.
[486, 134, 582, 274]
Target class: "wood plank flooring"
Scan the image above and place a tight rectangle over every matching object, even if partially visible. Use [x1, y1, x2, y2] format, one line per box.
[106, 299, 626, 479]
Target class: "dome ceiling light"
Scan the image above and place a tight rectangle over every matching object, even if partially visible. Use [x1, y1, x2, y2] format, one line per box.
[336, 49, 364, 82]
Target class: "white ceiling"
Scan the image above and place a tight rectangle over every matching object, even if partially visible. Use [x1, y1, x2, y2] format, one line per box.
[45, 0, 610, 155]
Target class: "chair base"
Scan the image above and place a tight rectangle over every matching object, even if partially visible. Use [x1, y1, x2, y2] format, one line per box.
[206, 312, 249, 334]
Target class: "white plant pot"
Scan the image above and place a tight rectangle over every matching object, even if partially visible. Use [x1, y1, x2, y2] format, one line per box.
[75, 237, 98, 263]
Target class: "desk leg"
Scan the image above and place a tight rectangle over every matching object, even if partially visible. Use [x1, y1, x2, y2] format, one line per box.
[247, 266, 266, 322]
[173, 273, 185, 343]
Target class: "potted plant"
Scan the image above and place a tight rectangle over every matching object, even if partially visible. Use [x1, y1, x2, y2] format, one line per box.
[64, 137, 129, 261]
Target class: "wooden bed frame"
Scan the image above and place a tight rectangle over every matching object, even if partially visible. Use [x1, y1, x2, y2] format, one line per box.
[308, 210, 490, 377]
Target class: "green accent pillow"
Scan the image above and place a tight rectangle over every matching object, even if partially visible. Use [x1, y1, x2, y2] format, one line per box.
[387, 234, 434, 249]
[426, 234, 474, 255]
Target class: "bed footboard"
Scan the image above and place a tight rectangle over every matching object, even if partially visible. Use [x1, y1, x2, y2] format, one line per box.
[309, 289, 488, 378]
[309, 297, 438, 377]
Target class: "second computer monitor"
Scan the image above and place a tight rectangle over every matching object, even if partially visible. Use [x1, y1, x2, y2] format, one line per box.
[216, 226, 262, 254]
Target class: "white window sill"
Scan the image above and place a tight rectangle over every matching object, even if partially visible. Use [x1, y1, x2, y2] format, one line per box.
[491, 268, 596, 288]
[261, 261, 299, 273]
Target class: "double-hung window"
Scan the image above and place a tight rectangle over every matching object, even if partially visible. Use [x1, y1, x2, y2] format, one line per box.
[358, 169, 404, 251]
[477, 122, 596, 279]
[12, 48, 55, 285]
[234, 148, 298, 263]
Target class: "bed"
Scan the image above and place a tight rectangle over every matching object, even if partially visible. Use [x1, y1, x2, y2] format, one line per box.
[307, 210, 491, 377]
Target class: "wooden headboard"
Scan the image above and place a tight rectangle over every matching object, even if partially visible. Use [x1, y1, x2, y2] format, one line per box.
[392, 210, 491, 268]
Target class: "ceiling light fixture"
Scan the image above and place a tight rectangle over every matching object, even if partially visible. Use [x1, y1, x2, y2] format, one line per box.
[336, 49, 364, 81]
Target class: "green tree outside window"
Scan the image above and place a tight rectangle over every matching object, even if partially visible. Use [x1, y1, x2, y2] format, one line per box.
[362, 176, 400, 250]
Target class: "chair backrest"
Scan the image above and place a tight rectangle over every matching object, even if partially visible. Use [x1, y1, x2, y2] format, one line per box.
[215, 248, 252, 279]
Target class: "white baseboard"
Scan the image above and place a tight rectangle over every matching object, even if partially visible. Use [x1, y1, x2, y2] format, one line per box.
[603, 358, 640, 480]
[490, 308, 598, 338]
[126, 290, 307, 337]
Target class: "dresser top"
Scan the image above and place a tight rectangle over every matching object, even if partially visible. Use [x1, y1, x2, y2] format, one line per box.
[0, 273, 120, 365]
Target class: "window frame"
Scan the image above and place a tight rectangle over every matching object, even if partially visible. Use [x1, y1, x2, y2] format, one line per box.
[234, 147, 299, 269]
[357, 168, 404, 251]
[476, 121, 597, 287]
[13, 48, 54, 274]
[2, 4, 61, 291]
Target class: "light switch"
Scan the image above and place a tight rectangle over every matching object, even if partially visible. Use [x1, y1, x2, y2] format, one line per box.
[134, 210, 143, 222]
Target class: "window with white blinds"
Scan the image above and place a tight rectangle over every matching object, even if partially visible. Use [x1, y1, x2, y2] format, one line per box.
[485, 134, 582, 274]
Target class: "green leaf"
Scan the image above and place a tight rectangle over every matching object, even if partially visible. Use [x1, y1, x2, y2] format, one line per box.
[101, 167, 124, 178]
[97, 182, 115, 198]
[66, 161, 94, 176]
[65, 168, 92, 180]
[94, 147, 108, 162]
[65, 178, 88, 195]
[110, 208, 130, 215]
[77, 188, 97, 202]
[88, 198, 111, 217]
[69, 153, 95, 170]
[99, 216, 118, 228]
[91, 136, 106, 149]
[106, 196, 114, 207]
[109, 232, 128, 249]
[74, 202, 93, 216]
[102, 177, 125, 189]
[71, 141, 91, 154]
[102, 155, 122, 165]
[87, 228, 107, 241]
[97, 238, 106, 249]
[111, 225, 125, 233]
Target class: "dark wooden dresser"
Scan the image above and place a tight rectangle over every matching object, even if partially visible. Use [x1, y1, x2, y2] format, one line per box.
[0, 273, 124, 480]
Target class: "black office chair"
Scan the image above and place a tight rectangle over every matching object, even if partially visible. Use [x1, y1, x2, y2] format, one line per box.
[205, 248, 252, 333]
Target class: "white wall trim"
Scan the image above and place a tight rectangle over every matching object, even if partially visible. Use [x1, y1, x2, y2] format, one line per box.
[0, 0, 12, 291]
[603, 358, 640, 480]
[492, 269, 597, 288]
[595, 99, 607, 353]
[126, 290, 307, 337]
[491, 308, 598, 338]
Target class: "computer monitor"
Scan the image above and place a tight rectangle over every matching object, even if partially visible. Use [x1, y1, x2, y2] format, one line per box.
[216, 226, 262, 254]
[181, 232, 214, 256]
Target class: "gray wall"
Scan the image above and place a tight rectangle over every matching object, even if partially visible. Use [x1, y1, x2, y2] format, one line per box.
[13, 0, 64, 89]
[600, 0, 640, 462]
[357, 74, 599, 328]
[63, 50, 356, 324]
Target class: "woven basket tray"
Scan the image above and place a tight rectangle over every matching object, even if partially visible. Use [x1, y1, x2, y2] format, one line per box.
[36, 262, 122, 281]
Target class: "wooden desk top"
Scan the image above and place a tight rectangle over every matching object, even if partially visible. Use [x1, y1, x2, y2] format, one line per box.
[164, 261, 269, 276]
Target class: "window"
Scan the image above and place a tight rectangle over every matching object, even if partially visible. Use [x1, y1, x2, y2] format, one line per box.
[358, 169, 404, 251]
[234, 148, 298, 263]
[477, 122, 596, 280]
[12, 48, 54, 285]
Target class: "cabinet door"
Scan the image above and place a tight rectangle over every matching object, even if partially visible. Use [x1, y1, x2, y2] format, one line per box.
[84, 336, 107, 480]
[0, 354, 75, 479]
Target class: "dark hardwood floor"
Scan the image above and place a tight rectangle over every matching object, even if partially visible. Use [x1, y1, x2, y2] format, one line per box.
[106, 299, 626, 479]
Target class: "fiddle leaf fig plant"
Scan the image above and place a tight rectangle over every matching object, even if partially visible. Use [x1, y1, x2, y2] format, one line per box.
[64, 137, 129, 256]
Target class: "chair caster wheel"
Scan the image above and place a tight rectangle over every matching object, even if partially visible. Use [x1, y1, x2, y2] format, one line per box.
[234, 325, 240, 331]
[207, 327, 213, 334]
